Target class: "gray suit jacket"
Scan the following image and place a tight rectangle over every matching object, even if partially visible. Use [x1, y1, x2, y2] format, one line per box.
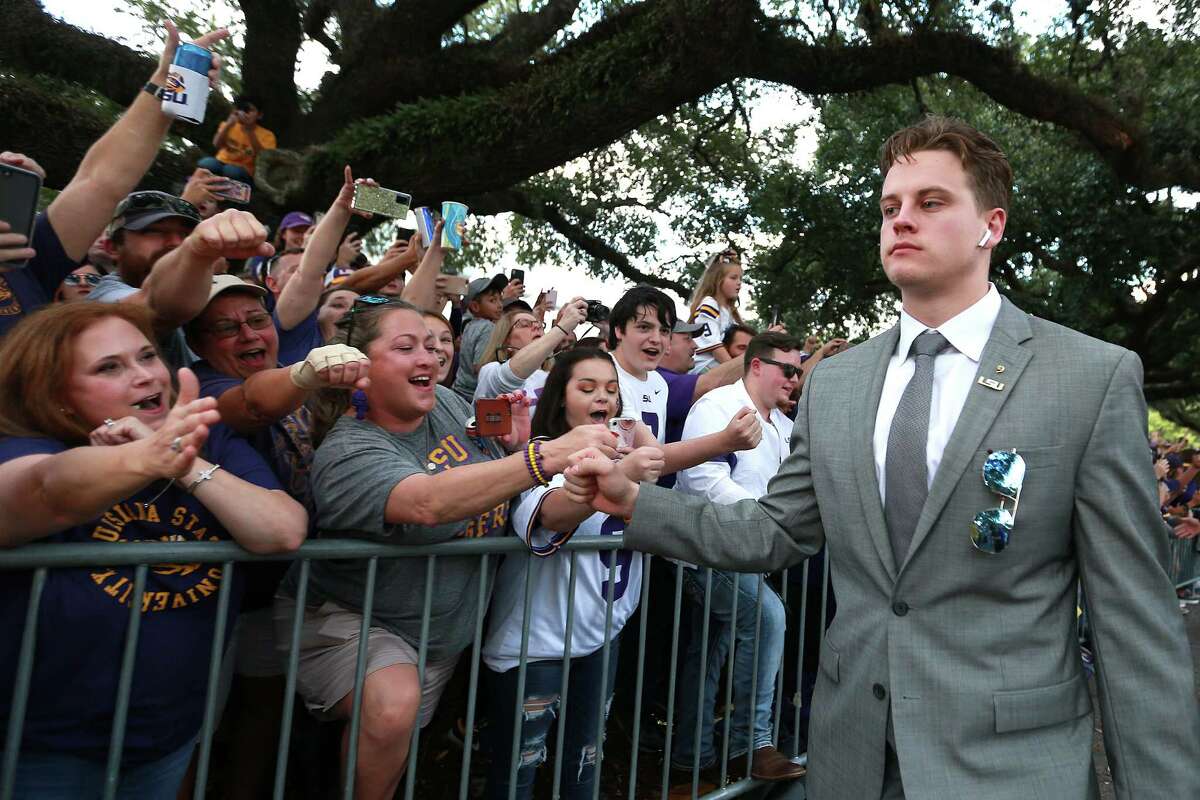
[625, 296, 1200, 799]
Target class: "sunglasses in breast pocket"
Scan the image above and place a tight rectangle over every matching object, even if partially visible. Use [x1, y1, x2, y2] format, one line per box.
[970, 449, 1025, 554]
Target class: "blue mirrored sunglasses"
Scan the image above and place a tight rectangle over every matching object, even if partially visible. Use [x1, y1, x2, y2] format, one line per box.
[970, 449, 1025, 554]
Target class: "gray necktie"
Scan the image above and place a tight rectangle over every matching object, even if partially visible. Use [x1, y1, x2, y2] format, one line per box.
[885, 330, 953, 565]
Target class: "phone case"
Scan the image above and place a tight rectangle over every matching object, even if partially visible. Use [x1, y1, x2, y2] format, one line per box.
[0, 164, 43, 267]
[475, 398, 512, 437]
[212, 179, 252, 204]
[353, 185, 413, 219]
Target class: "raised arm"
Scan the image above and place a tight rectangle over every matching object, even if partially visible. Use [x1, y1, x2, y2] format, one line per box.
[275, 166, 370, 330]
[661, 406, 760, 474]
[46, 22, 228, 262]
[136, 210, 273, 328]
[340, 234, 421, 295]
[215, 344, 370, 433]
[399, 226, 447, 312]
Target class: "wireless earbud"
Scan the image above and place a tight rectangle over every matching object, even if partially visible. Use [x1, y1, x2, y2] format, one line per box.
[976, 229, 991, 248]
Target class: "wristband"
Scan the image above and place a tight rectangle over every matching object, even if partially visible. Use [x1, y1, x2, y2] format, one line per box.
[185, 463, 221, 494]
[553, 323, 570, 337]
[524, 441, 549, 486]
[143, 81, 163, 99]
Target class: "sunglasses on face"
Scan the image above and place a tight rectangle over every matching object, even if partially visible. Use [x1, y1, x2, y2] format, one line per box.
[205, 310, 274, 339]
[757, 356, 801, 380]
[971, 449, 1025, 554]
[63, 273, 102, 287]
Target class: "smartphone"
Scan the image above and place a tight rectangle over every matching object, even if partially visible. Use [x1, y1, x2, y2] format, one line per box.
[511, 269, 525, 283]
[608, 416, 637, 450]
[211, 178, 252, 204]
[353, 185, 413, 219]
[771, 307, 780, 327]
[441, 274, 469, 297]
[544, 288, 558, 308]
[0, 164, 43, 268]
[474, 398, 512, 437]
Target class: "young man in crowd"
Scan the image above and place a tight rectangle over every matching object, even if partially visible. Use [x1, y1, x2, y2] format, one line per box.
[91, 194, 274, 368]
[452, 274, 507, 400]
[568, 115, 1200, 799]
[201, 95, 276, 183]
[722, 324, 757, 360]
[673, 332, 806, 782]
[0, 22, 226, 339]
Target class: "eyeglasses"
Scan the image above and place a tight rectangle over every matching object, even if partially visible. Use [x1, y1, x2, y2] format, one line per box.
[63, 273, 102, 287]
[757, 356, 801, 380]
[971, 449, 1025, 554]
[205, 311, 274, 339]
[342, 294, 398, 344]
[511, 319, 545, 332]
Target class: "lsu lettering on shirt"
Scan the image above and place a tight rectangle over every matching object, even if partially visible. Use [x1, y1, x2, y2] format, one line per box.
[614, 359, 670, 444]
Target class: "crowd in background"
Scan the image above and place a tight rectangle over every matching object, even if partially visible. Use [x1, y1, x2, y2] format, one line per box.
[0, 21, 1196, 800]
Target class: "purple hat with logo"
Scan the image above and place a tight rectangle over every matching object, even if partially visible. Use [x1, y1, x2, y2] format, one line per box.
[278, 211, 314, 232]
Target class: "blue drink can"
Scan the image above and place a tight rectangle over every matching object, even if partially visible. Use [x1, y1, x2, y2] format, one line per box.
[161, 42, 212, 124]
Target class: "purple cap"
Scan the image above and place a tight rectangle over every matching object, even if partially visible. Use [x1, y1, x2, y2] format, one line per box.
[278, 211, 314, 232]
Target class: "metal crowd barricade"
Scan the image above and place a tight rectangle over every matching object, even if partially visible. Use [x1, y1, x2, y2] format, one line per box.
[1168, 532, 1200, 590]
[0, 537, 829, 800]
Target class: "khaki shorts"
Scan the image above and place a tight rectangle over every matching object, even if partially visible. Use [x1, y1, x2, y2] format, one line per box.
[273, 595, 458, 728]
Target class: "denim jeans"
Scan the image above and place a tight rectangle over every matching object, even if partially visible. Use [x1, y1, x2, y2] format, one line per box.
[196, 156, 254, 185]
[8, 739, 195, 799]
[485, 638, 620, 800]
[672, 568, 786, 770]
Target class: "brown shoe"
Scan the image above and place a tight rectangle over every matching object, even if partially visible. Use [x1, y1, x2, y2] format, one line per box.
[750, 745, 806, 781]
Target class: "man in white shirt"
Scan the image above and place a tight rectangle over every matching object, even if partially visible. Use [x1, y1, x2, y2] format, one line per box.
[672, 332, 805, 782]
[566, 116, 1200, 799]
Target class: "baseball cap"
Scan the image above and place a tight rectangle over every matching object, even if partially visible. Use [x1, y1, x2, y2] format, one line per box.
[324, 267, 354, 288]
[108, 191, 201, 237]
[206, 274, 268, 304]
[278, 211, 314, 232]
[673, 320, 705, 336]
[465, 274, 509, 305]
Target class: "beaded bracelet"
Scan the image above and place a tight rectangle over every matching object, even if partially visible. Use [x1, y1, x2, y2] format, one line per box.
[525, 440, 549, 486]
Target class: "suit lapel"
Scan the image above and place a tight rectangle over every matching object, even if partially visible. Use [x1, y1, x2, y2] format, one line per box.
[899, 297, 1034, 573]
[852, 324, 900, 582]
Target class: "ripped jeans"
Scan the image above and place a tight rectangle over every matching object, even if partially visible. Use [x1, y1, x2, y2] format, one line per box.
[485, 637, 620, 800]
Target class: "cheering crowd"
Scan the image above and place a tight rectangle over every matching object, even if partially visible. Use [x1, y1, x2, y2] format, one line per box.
[2, 20, 1198, 800]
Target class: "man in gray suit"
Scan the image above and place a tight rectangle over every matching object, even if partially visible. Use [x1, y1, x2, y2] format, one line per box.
[564, 116, 1200, 799]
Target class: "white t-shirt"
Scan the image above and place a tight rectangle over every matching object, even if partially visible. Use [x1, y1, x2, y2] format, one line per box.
[614, 358, 670, 443]
[482, 474, 643, 672]
[523, 369, 548, 407]
[689, 295, 735, 374]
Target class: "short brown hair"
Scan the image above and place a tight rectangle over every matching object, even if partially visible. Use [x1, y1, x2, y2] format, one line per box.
[0, 303, 162, 445]
[879, 115, 1012, 213]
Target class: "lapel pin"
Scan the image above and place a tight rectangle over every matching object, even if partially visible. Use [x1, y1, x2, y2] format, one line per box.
[995, 364, 1006, 374]
[978, 377, 1005, 391]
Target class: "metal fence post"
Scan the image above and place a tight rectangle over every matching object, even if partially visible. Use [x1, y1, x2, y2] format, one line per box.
[102, 564, 148, 800]
[0, 568, 47, 800]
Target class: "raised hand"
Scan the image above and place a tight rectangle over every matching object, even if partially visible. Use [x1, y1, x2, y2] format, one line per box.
[289, 344, 371, 391]
[0, 221, 35, 264]
[497, 390, 535, 452]
[722, 407, 763, 452]
[133, 369, 220, 480]
[337, 232, 364, 266]
[154, 20, 228, 88]
[89, 416, 155, 447]
[185, 209, 273, 261]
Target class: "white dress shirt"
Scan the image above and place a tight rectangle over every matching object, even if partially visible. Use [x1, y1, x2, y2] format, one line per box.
[873, 284, 1001, 505]
[678, 379, 791, 504]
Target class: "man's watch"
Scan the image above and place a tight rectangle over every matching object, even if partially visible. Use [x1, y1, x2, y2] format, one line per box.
[143, 81, 163, 99]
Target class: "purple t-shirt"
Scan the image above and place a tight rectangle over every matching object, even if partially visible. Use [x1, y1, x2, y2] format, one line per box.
[0, 212, 81, 337]
[0, 426, 280, 765]
[655, 367, 700, 488]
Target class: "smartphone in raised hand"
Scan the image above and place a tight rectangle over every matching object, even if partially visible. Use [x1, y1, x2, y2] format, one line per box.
[0, 164, 42, 268]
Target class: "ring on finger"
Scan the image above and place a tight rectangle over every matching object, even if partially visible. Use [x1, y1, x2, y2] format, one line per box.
[170, 436, 184, 453]
[104, 418, 115, 428]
